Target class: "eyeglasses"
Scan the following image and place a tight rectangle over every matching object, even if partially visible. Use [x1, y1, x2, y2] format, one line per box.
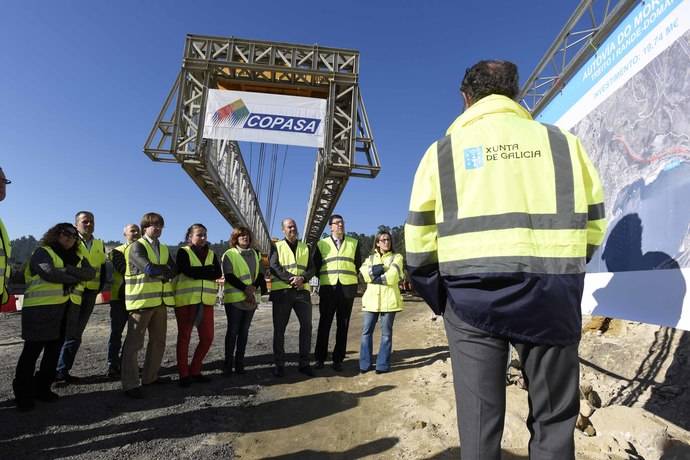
[1, 179, 10, 185]
[331, 221, 344, 226]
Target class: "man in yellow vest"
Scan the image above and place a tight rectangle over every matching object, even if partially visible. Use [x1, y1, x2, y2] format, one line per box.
[405, 60, 607, 460]
[269, 218, 316, 377]
[313, 214, 361, 372]
[105, 223, 140, 378]
[56, 211, 107, 382]
[0, 167, 10, 307]
[120, 212, 176, 398]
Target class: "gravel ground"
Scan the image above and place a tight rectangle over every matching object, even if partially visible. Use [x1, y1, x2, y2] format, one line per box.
[0, 297, 461, 460]
[3, 299, 690, 459]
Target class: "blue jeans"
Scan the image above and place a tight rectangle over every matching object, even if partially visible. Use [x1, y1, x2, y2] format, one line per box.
[107, 299, 128, 369]
[360, 311, 396, 372]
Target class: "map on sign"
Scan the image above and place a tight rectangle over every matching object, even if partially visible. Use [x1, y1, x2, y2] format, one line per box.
[537, 0, 690, 330]
[574, 29, 690, 274]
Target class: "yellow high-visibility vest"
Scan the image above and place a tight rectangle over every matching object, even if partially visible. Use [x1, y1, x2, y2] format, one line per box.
[174, 246, 218, 306]
[23, 246, 84, 307]
[0, 218, 10, 304]
[78, 238, 106, 290]
[124, 238, 174, 311]
[271, 240, 309, 292]
[405, 94, 607, 277]
[222, 247, 261, 303]
[317, 236, 358, 286]
[360, 251, 404, 313]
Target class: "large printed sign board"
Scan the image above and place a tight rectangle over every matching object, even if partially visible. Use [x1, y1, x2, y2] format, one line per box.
[537, 0, 690, 330]
[203, 90, 327, 148]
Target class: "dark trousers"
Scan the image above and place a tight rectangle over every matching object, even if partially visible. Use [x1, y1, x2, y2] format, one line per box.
[272, 289, 312, 367]
[57, 289, 98, 375]
[224, 304, 256, 371]
[443, 306, 579, 460]
[107, 299, 128, 370]
[315, 284, 354, 364]
[14, 339, 63, 400]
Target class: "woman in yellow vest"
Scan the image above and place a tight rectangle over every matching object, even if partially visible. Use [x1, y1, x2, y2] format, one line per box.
[221, 227, 265, 375]
[358, 230, 404, 374]
[13, 223, 95, 411]
[174, 223, 222, 387]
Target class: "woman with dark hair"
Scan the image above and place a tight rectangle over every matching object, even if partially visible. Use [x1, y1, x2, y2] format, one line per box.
[13, 223, 95, 411]
[358, 230, 404, 374]
[222, 227, 266, 375]
[173, 223, 222, 387]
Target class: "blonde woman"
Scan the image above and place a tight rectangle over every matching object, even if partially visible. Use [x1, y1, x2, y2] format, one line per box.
[359, 230, 404, 374]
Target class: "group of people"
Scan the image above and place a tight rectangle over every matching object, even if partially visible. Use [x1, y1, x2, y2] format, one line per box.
[6, 206, 406, 409]
[2, 58, 608, 459]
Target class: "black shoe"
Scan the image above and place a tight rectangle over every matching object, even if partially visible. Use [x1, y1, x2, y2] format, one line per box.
[124, 387, 144, 399]
[314, 361, 325, 370]
[298, 366, 314, 377]
[179, 376, 192, 388]
[375, 369, 389, 374]
[359, 369, 369, 374]
[192, 374, 211, 383]
[332, 362, 343, 372]
[272, 366, 285, 378]
[106, 367, 120, 379]
[144, 376, 172, 385]
[57, 373, 82, 384]
[16, 398, 35, 411]
[235, 364, 246, 374]
[35, 389, 60, 402]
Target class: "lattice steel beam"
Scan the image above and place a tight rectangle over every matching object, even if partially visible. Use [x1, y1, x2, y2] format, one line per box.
[519, 0, 638, 116]
[144, 35, 380, 251]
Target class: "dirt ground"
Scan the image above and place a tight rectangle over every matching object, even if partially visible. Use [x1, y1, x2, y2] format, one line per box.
[2, 296, 690, 459]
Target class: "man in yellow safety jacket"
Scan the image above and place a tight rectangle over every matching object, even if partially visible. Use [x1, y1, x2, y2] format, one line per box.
[405, 60, 606, 460]
[0, 167, 10, 307]
[313, 214, 361, 372]
[105, 223, 140, 378]
[120, 212, 176, 398]
[269, 218, 316, 377]
[57, 211, 107, 382]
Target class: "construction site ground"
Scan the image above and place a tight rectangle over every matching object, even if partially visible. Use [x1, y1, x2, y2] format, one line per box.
[2, 297, 690, 459]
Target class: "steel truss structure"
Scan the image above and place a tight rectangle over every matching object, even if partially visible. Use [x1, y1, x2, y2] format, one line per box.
[144, 34, 380, 253]
[519, 0, 638, 116]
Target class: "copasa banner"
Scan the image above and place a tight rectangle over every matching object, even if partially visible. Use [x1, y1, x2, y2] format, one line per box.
[203, 90, 327, 148]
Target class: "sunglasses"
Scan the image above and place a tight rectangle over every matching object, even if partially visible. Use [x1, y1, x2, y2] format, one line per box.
[1, 179, 10, 185]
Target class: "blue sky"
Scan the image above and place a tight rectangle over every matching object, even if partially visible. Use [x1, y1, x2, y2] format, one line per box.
[1, 0, 578, 244]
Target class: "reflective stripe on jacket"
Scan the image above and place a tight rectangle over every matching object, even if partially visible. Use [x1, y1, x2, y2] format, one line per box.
[405, 95, 607, 344]
[78, 238, 106, 290]
[272, 240, 310, 292]
[23, 246, 84, 307]
[0, 218, 10, 304]
[222, 247, 261, 303]
[124, 238, 174, 310]
[174, 246, 218, 306]
[317, 236, 358, 286]
[360, 251, 404, 313]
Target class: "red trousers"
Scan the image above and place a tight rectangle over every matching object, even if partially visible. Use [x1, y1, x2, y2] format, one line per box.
[175, 305, 214, 377]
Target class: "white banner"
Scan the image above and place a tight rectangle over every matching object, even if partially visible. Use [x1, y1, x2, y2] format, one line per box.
[203, 89, 327, 148]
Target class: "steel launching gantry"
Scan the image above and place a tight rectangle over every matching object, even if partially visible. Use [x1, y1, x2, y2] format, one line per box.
[519, 0, 638, 116]
[144, 35, 380, 253]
